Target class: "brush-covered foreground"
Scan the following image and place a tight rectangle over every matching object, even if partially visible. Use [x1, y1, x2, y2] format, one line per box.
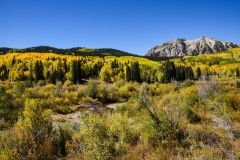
[0, 78, 240, 159]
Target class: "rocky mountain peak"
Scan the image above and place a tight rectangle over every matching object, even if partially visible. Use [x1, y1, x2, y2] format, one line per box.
[146, 37, 239, 57]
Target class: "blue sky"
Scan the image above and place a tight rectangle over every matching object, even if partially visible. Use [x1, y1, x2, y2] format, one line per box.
[1, 0, 240, 55]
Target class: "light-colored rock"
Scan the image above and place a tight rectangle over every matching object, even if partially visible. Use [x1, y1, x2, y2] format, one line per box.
[146, 37, 239, 57]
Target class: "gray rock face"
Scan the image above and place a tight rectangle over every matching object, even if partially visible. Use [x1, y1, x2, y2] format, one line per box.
[146, 37, 239, 57]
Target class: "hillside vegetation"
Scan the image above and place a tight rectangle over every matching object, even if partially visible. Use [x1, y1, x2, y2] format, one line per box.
[0, 46, 136, 57]
[0, 48, 240, 159]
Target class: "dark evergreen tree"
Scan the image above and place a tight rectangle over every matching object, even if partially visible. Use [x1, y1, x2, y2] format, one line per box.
[34, 60, 44, 82]
[151, 69, 157, 83]
[0, 65, 8, 80]
[39, 60, 44, 80]
[169, 61, 176, 79]
[70, 60, 82, 84]
[190, 67, 194, 80]
[96, 60, 103, 75]
[70, 61, 77, 84]
[125, 65, 131, 82]
[185, 67, 189, 79]
[12, 57, 16, 66]
[34, 60, 39, 81]
[185, 67, 194, 80]
[131, 61, 141, 82]
[76, 60, 82, 83]
[176, 65, 187, 81]
[92, 63, 99, 76]
[163, 60, 176, 83]
[57, 60, 65, 82]
[180, 66, 185, 81]
[63, 59, 68, 73]
[196, 67, 201, 79]
[111, 58, 119, 69]
[176, 66, 181, 81]
[48, 70, 58, 84]
[236, 68, 239, 77]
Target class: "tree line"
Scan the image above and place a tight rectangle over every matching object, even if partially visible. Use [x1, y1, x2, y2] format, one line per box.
[163, 60, 200, 83]
[0, 46, 136, 57]
[1, 54, 200, 85]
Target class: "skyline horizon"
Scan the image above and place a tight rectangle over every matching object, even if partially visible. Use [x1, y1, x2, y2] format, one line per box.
[1, 0, 240, 55]
[2, 36, 239, 56]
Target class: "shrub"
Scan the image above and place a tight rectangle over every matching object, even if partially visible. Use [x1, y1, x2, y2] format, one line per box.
[98, 83, 119, 102]
[119, 82, 137, 99]
[63, 80, 73, 87]
[227, 93, 240, 110]
[86, 79, 98, 98]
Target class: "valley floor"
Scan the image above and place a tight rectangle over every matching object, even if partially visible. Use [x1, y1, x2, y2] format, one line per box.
[0, 78, 240, 159]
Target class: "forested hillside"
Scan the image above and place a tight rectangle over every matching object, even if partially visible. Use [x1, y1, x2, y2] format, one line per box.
[0, 48, 240, 159]
[0, 46, 137, 57]
[1, 48, 240, 84]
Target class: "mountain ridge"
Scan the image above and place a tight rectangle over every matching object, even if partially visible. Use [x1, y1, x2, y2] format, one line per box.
[0, 46, 137, 56]
[146, 37, 239, 57]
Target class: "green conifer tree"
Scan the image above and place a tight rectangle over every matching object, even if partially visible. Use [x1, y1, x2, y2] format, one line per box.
[131, 61, 141, 82]
[125, 65, 131, 82]
[196, 67, 201, 79]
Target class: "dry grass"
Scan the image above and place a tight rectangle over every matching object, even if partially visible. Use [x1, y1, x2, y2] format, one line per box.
[52, 115, 65, 122]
